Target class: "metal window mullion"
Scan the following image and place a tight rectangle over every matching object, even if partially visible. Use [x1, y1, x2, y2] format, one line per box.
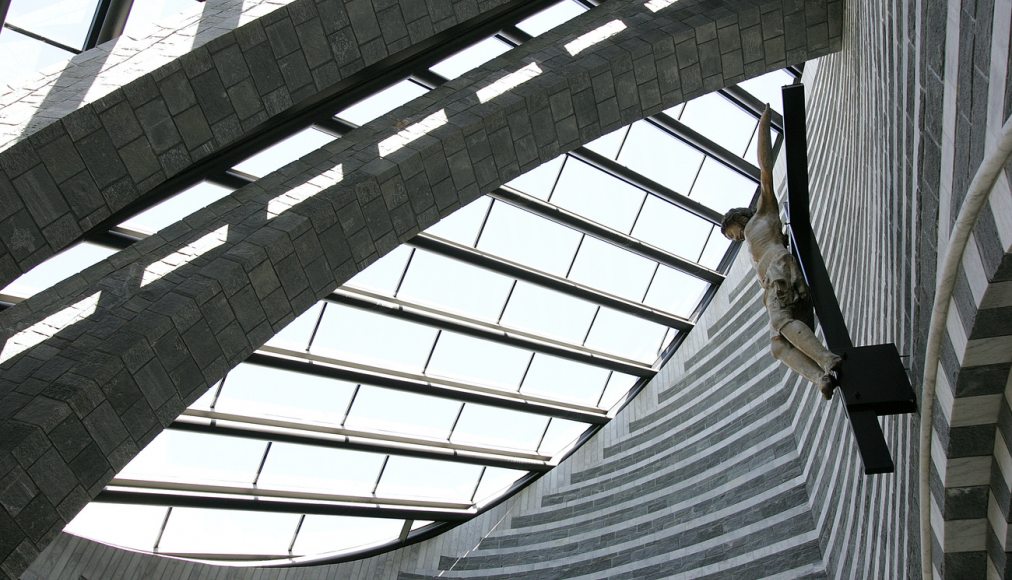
[371, 455, 390, 496]
[340, 384, 361, 427]
[152, 506, 172, 552]
[85, 0, 136, 48]
[535, 418, 552, 453]
[410, 234, 693, 332]
[496, 279, 518, 324]
[247, 348, 609, 424]
[2, 22, 81, 54]
[421, 330, 442, 374]
[97, 488, 473, 521]
[545, 155, 569, 204]
[306, 302, 328, 351]
[472, 199, 497, 248]
[327, 288, 653, 377]
[252, 441, 273, 486]
[490, 187, 723, 283]
[398, 520, 413, 542]
[393, 248, 417, 298]
[581, 306, 600, 347]
[446, 403, 466, 441]
[516, 351, 536, 392]
[595, 371, 614, 407]
[172, 412, 554, 470]
[646, 113, 760, 183]
[469, 466, 487, 502]
[287, 514, 306, 554]
[568, 148, 722, 225]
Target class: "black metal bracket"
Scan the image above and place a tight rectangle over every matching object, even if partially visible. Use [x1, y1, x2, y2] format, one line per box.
[781, 83, 916, 475]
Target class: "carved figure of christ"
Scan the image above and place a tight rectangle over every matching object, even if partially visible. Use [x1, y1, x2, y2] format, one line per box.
[720, 106, 842, 399]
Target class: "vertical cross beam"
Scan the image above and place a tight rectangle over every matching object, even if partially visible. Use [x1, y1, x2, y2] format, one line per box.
[781, 82, 908, 475]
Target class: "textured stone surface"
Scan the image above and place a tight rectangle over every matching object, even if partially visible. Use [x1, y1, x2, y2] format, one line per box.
[0, 0, 522, 289]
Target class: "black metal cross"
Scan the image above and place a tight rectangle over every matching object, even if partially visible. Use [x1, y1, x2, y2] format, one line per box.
[780, 83, 917, 475]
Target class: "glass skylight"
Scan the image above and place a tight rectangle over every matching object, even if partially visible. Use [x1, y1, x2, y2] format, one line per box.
[0, 0, 795, 564]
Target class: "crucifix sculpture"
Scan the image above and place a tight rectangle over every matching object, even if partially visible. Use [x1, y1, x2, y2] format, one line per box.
[720, 83, 916, 474]
[720, 105, 842, 400]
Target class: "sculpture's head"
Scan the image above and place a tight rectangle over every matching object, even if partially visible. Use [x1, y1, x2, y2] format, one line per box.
[720, 207, 754, 242]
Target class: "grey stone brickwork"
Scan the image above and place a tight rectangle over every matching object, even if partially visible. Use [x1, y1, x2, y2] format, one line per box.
[0, 0, 523, 290]
[0, 0, 843, 577]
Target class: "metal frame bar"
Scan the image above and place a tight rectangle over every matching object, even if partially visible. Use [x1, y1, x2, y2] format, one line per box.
[491, 186, 723, 284]
[720, 85, 785, 131]
[568, 148, 723, 225]
[410, 233, 694, 332]
[250, 345, 608, 424]
[646, 113, 760, 182]
[85, 0, 135, 48]
[172, 411, 553, 471]
[2, 22, 82, 54]
[97, 487, 474, 521]
[329, 287, 653, 377]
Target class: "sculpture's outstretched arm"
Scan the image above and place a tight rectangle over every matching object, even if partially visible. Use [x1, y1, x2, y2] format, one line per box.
[756, 105, 777, 216]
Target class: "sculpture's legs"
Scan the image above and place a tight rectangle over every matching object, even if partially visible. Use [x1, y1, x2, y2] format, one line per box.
[779, 319, 842, 373]
[770, 335, 836, 399]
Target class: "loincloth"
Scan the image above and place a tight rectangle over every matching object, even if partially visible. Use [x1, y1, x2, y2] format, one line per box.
[760, 253, 814, 337]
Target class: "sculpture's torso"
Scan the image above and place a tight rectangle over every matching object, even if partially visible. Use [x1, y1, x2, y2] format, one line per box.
[744, 211, 812, 333]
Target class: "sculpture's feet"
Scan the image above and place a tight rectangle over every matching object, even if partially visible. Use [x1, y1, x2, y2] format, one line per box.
[818, 374, 836, 400]
[822, 354, 843, 375]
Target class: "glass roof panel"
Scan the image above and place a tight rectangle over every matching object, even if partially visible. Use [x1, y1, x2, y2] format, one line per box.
[117, 431, 266, 484]
[265, 303, 324, 350]
[335, 79, 429, 126]
[616, 121, 703, 194]
[584, 127, 628, 160]
[472, 467, 526, 504]
[566, 236, 655, 302]
[598, 373, 639, 409]
[344, 385, 460, 439]
[375, 456, 482, 502]
[292, 515, 404, 556]
[256, 444, 386, 495]
[516, 0, 585, 37]
[158, 508, 299, 556]
[344, 245, 413, 295]
[549, 156, 646, 232]
[498, 281, 596, 344]
[631, 195, 713, 261]
[424, 196, 492, 245]
[310, 304, 439, 373]
[475, 202, 582, 276]
[520, 354, 610, 406]
[213, 362, 356, 425]
[699, 228, 732, 269]
[504, 155, 565, 200]
[538, 417, 590, 455]
[739, 69, 797, 115]
[1, 242, 114, 299]
[123, 0, 199, 38]
[233, 128, 336, 178]
[425, 332, 531, 390]
[119, 181, 233, 235]
[583, 307, 668, 362]
[396, 250, 513, 320]
[0, 28, 75, 86]
[7, 0, 101, 50]
[430, 37, 512, 80]
[689, 157, 756, 214]
[642, 266, 710, 318]
[64, 503, 167, 552]
[679, 92, 758, 156]
[451, 404, 549, 451]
